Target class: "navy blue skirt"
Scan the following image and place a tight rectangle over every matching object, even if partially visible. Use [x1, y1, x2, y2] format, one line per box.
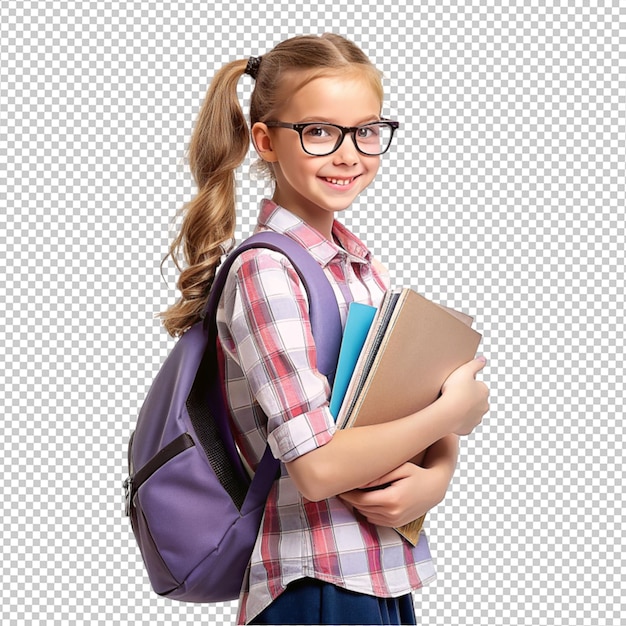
[250, 577, 417, 625]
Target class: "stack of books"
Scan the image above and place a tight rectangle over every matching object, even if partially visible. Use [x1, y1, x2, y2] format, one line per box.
[330, 288, 482, 545]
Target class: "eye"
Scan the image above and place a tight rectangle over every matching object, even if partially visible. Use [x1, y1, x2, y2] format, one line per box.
[308, 126, 328, 137]
[356, 125, 380, 140]
[303, 124, 338, 142]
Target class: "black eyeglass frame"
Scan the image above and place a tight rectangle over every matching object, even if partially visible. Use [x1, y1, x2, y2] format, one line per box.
[264, 119, 400, 156]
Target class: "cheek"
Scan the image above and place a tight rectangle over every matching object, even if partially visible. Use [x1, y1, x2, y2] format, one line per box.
[274, 161, 314, 191]
[363, 157, 381, 183]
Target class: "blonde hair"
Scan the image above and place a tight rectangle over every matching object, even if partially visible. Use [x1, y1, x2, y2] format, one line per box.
[160, 34, 383, 337]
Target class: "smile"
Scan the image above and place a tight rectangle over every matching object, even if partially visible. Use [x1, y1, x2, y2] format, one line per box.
[322, 176, 358, 187]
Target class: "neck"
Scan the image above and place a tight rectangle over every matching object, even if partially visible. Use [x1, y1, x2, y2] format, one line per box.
[271, 195, 335, 241]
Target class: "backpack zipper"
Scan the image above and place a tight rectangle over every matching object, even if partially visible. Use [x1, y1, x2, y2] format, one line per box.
[124, 432, 195, 516]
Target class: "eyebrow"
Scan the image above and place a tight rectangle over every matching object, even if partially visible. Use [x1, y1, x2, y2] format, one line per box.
[297, 116, 382, 126]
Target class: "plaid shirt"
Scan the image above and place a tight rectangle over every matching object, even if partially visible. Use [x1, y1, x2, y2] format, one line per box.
[216, 200, 436, 624]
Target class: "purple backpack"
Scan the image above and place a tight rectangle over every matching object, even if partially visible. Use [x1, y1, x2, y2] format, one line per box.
[124, 232, 341, 602]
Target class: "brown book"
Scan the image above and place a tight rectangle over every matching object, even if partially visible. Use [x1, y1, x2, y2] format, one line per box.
[336, 288, 481, 544]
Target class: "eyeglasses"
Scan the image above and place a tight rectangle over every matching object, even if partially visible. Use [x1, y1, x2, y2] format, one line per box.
[264, 119, 399, 156]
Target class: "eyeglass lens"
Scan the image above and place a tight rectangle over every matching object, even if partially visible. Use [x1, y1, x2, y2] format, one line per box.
[301, 123, 393, 156]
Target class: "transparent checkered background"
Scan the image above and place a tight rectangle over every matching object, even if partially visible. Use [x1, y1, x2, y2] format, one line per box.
[1, 1, 624, 624]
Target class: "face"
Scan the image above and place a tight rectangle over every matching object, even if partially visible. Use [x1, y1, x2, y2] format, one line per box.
[252, 74, 383, 237]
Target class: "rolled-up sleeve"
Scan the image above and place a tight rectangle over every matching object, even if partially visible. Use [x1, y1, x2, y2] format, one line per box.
[220, 249, 336, 463]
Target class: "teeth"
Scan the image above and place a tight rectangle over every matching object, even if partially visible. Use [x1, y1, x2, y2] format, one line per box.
[326, 177, 353, 186]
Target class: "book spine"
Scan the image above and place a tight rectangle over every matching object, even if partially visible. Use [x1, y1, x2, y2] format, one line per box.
[339, 289, 404, 429]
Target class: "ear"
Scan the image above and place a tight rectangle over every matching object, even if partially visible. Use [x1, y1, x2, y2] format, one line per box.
[251, 122, 279, 163]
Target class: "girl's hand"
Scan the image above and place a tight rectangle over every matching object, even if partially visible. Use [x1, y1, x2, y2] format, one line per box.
[338, 463, 429, 527]
[440, 357, 490, 436]
[338, 434, 459, 527]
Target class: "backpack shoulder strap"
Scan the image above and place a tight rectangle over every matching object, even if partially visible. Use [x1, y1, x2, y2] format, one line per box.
[204, 231, 342, 382]
[202, 231, 343, 494]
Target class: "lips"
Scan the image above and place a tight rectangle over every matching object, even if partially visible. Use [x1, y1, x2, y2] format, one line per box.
[321, 175, 361, 187]
[324, 177, 353, 186]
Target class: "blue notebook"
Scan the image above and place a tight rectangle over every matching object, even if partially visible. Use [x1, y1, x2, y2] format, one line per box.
[329, 302, 377, 420]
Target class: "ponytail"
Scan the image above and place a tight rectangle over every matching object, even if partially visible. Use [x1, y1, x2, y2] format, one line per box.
[160, 59, 249, 337]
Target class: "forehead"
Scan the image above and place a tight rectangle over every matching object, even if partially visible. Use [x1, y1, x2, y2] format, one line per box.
[276, 73, 382, 123]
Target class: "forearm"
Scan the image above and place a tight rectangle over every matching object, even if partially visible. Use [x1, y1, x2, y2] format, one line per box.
[423, 433, 459, 472]
[286, 395, 458, 501]
[422, 433, 459, 504]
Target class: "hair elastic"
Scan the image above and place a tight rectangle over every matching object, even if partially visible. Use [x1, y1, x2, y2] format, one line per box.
[244, 56, 262, 79]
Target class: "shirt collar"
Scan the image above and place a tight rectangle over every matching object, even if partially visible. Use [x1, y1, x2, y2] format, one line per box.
[255, 199, 372, 267]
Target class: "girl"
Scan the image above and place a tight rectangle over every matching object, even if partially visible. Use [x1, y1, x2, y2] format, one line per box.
[161, 34, 489, 626]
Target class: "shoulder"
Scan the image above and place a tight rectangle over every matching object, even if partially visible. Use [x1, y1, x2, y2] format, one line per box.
[222, 247, 309, 304]
[218, 247, 313, 333]
[228, 247, 304, 285]
[371, 256, 391, 287]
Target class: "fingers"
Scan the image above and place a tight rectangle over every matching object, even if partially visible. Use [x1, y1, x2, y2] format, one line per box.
[359, 464, 414, 489]
[442, 356, 486, 390]
[465, 355, 487, 377]
[339, 464, 418, 507]
[339, 481, 424, 528]
[339, 482, 396, 508]
[338, 488, 381, 508]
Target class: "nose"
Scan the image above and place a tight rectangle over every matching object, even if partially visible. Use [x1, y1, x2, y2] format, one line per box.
[332, 132, 360, 166]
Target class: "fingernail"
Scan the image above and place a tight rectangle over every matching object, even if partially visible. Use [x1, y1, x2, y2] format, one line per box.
[477, 355, 487, 363]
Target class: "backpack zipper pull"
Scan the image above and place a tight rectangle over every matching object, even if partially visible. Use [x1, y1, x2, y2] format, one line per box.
[123, 476, 133, 517]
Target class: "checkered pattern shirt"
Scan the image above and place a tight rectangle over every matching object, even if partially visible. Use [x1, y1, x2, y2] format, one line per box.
[216, 200, 436, 624]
